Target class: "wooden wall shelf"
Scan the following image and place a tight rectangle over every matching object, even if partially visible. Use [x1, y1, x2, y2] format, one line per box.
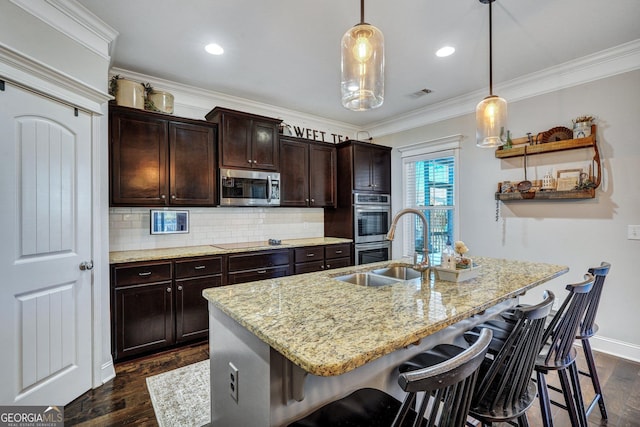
[495, 133, 595, 159]
[495, 188, 595, 201]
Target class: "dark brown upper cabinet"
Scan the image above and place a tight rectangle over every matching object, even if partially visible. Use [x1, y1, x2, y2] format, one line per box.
[280, 136, 337, 208]
[110, 105, 217, 207]
[337, 140, 391, 195]
[206, 107, 281, 171]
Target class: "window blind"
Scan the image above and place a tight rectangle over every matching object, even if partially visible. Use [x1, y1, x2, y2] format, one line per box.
[402, 150, 457, 261]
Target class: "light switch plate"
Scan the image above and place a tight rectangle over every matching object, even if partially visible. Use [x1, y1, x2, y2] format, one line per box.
[628, 225, 640, 240]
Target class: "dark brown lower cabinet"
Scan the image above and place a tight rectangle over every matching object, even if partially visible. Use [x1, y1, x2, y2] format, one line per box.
[293, 243, 352, 274]
[227, 249, 291, 285]
[111, 256, 222, 361]
[110, 245, 351, 360]
[114, 281, 174, 360]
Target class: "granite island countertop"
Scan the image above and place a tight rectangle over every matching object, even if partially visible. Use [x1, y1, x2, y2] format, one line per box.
[109, 237, 352, 264]
[203, 256, 568, 377]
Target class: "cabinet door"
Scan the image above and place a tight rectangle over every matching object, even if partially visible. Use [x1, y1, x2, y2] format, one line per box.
[353, 144, 374, 192]
[309, 143, 336, 207]
[221, 113, 252, 168]
[370, 147, 391, 194]
[110, 110, 168, 205]
[280, 138, 309, 206]
[169, 122, 217, 206]
[175, 275, 222, 342]
[352, 144, 391, 194]
[252, 120, 279, 170]
[113, 281, 174, 360]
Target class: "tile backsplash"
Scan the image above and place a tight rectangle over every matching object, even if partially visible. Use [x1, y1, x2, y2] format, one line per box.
[109, 207, 325, 251]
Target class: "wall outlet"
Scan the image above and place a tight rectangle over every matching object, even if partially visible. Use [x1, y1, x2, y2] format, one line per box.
[628, 225, 640, 240]
[229, 362, 239, 402]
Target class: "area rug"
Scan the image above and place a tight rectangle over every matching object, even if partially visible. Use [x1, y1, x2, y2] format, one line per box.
[146, 360, 210, 427]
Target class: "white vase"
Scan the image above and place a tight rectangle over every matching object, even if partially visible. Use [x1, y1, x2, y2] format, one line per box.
[148, 90, 174, 114]
[573, 122, 591, 139]
[115, 78, 144, 109]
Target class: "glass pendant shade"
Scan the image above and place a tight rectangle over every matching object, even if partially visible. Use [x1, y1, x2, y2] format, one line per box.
[476, 94, 507, 147]
[341, 23, 384, 111]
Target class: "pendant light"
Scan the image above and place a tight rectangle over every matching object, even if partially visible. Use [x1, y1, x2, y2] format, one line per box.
[341, 0, 384, 111]
[476, 0, 507, 148]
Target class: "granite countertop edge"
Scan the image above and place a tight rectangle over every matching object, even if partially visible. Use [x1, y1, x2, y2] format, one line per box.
[203, 257, 569, 377]
[109, 237, 352, 264]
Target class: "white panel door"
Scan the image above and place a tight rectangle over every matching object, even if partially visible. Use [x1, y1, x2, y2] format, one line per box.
[0, 83, 93, 405]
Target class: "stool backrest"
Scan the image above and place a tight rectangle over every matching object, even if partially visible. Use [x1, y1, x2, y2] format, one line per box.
[581, 262, 611, 336]
[472, 291, 555, 417]
[393, 328, 492, 427]
[542, 274, 595, 365]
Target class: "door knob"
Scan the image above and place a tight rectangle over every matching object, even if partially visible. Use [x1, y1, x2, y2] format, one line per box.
[79, 261, 94, 271]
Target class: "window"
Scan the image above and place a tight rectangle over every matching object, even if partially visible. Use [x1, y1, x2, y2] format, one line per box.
[399, 136, 460, 263]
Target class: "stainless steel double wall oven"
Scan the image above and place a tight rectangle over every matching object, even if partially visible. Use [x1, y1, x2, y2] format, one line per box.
[353, 193, 391, 265]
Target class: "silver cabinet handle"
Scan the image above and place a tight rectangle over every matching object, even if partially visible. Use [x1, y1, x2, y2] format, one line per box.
[177, 285, 183, 291]
[257, 269, 267, 274]
[335, 250, 343, 254]
[138, 271, 152, 277]
[161, 194, 166, 199]
[306, 253, 315, 257]
[79, 261, 93, 271]
[166, 287, 172, 293]
[326, 264, 330, 269]
[253, 160, 257, 164]
[247, 159, 252, 164]
[171, 194, 176, 199]
[194, 265, 206, 270]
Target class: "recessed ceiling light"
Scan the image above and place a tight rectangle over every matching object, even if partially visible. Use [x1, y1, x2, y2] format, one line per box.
[436, 46, 455, 57]
[205, 43, 224, 55]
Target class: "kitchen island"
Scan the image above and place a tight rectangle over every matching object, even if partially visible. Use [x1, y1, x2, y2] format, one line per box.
[203, 256, 568, 427]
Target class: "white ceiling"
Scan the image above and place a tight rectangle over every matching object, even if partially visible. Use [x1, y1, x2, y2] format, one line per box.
[77, 0, 640, 127]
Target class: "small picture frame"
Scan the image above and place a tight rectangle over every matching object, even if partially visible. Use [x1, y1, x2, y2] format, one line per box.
[150, 209, 189, 234]
[556, 169, 581, 191]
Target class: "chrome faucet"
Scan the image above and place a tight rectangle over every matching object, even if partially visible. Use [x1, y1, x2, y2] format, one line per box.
[386, 208, 430, 272]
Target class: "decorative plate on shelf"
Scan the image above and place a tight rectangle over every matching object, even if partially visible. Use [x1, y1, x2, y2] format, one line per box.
[539, 126, 573, 144]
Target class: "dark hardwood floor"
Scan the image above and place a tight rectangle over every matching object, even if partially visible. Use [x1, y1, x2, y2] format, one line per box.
[64, 341, 209, 426]
[65, 343, 639, 426]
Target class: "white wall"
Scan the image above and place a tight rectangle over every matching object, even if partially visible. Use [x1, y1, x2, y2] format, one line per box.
[378, 70, 640, 361]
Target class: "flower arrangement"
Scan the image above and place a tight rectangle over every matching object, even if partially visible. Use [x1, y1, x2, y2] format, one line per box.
[454, 241, 471, 269]
[572, 115, 594, 125]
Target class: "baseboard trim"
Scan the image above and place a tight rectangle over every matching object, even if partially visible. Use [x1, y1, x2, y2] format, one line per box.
[586, 336, 640, 363]
[101, 360, 116, 385]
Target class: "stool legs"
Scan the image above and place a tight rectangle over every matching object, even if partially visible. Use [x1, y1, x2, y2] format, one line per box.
[536, 362, 589, 427]
[581, 338, 608, 419]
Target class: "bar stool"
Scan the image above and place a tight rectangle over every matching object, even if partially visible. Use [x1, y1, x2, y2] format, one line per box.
[401, 291, 555, 427]
[577, 262, 610, 419]
[287, 328, 492, 427]
[535, 273, 595, 427]
[500, 263, 610, 421]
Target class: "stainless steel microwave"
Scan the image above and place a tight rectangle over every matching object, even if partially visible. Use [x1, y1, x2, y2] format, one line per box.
[219, 168, 280, 207]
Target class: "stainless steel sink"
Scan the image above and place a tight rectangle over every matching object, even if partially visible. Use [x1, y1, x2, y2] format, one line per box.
[371, 266, 422, 280]
[334, 272, 401, 287]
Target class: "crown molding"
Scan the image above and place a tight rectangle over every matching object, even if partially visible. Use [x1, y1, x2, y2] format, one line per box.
[110, 67, 361, 136]
[9, 0, 118, 60]
[0, 43, 111, 113]
[368, 39, 640, 138]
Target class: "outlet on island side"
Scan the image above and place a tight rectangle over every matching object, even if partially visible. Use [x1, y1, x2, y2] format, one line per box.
[229, 362, 239, 402]
[628, 225, 640, 240]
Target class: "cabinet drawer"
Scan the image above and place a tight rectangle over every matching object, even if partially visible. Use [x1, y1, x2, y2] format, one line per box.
[294, 260, 325, 275]
[112, 261, 172, 287]
[325, 244, 351, 259]
[294, 246, 324, 263]
[325, 257, 351, 270]
[175, 256, 223, 279]
[227, 266, 290, 285]
[228, 249, 290, 272]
